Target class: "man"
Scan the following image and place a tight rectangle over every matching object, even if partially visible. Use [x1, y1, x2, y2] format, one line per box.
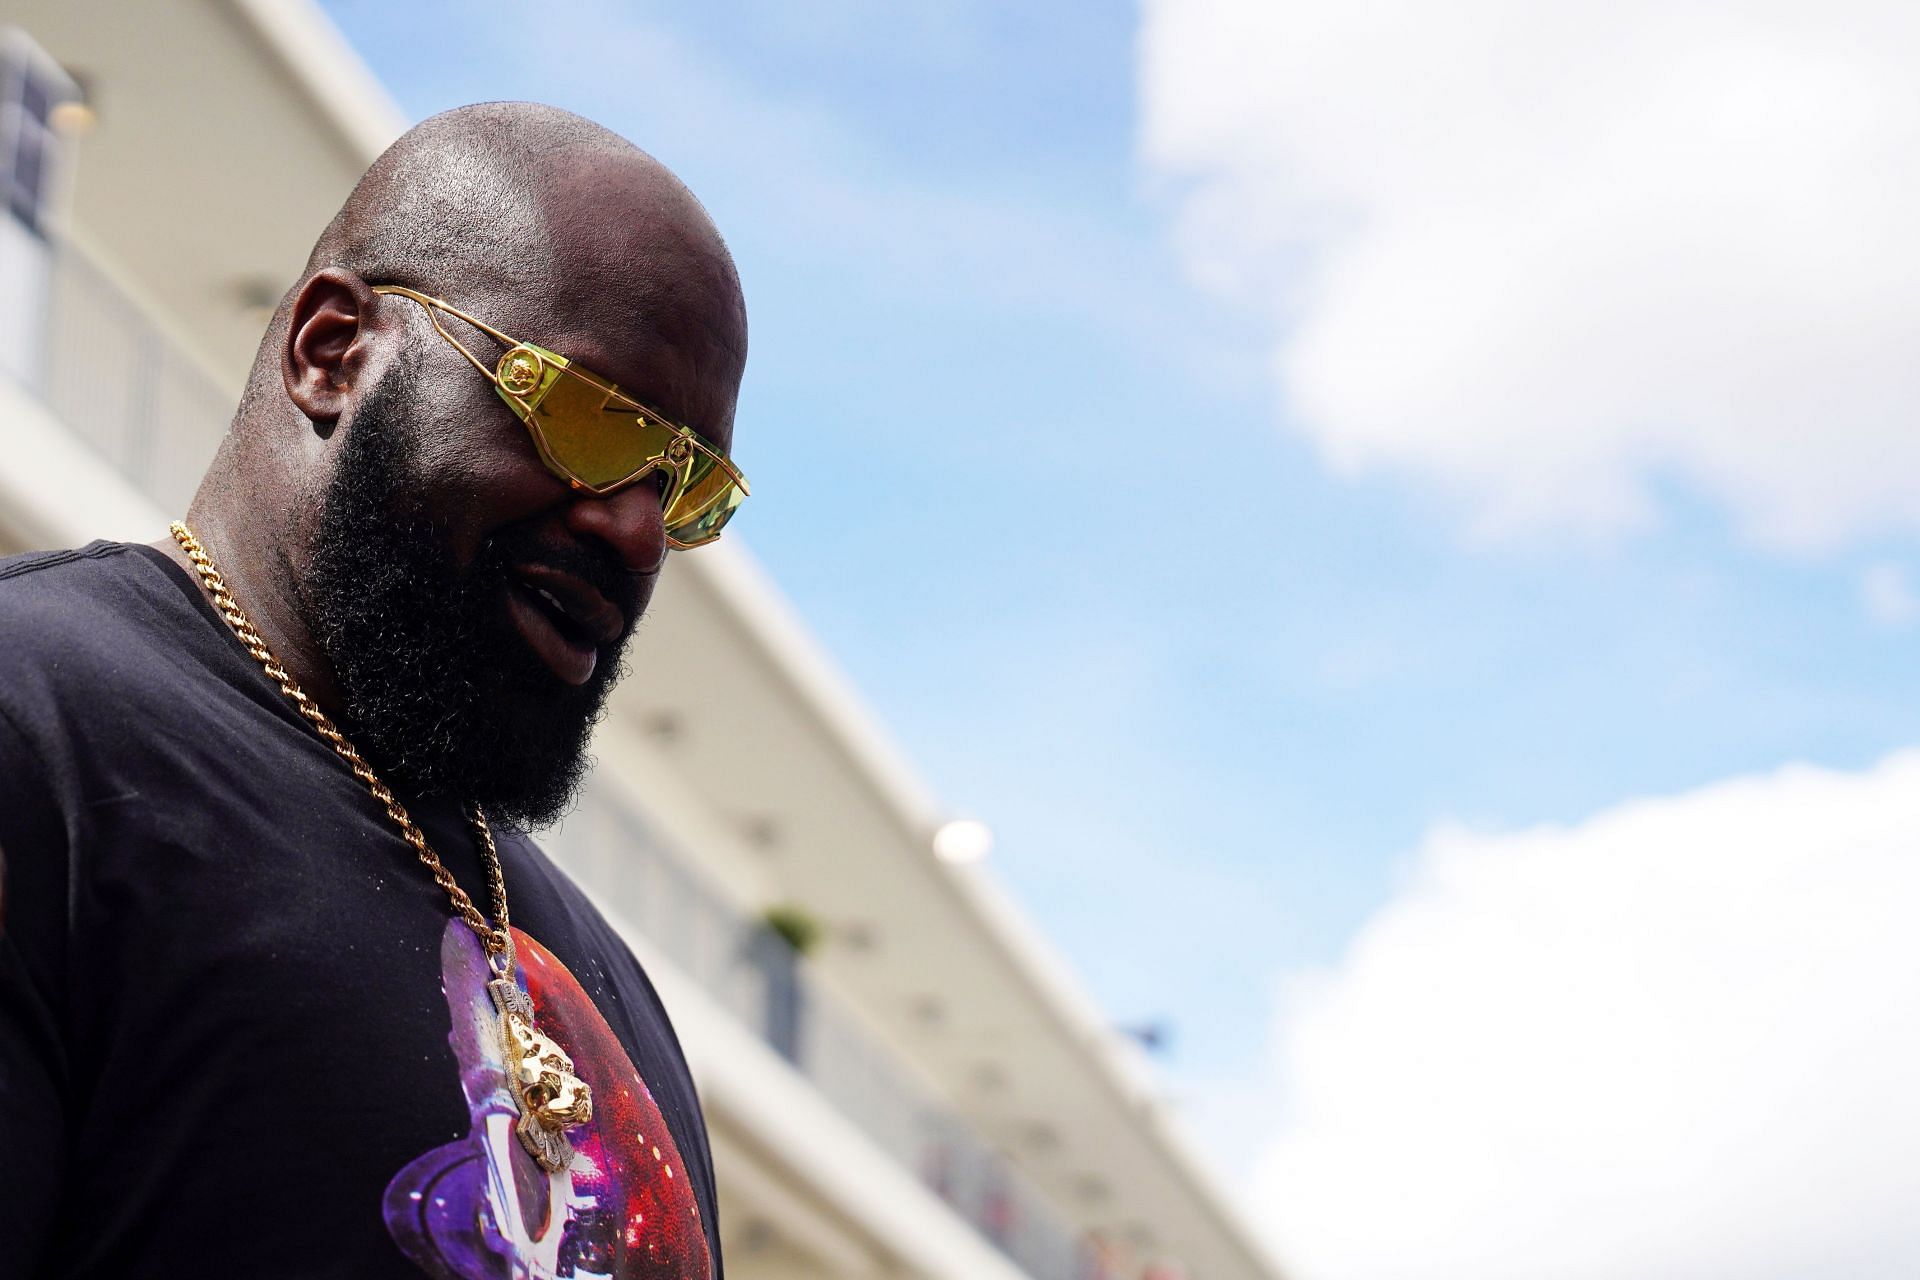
[0, 103, 747, 1278]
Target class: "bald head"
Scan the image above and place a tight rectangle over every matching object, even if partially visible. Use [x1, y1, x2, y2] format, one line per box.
[307, 102, 742, 345]
[233, 103, 746, 440]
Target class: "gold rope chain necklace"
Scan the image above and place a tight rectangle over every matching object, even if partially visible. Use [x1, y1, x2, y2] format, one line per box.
[170, 520, 593, 1172]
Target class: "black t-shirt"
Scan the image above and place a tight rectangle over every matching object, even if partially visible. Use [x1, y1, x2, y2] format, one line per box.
[0, 542, 721, 1279]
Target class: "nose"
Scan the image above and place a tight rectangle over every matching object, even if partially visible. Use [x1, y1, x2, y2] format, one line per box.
[562, 478, 669, 575]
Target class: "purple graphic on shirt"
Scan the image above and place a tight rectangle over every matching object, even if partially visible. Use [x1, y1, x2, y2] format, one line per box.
[382, 920, 712, 1279]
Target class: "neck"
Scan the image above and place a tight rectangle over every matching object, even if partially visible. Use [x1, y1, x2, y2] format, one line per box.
[158, 493, 346, 716]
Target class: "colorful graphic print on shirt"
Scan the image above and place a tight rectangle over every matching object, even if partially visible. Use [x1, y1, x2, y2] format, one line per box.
[383, 921, 713, 1279]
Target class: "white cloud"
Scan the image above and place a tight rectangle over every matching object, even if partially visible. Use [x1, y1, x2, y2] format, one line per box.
[1252, 752, 1920, 1280]
[1139, 0, 1920, 548]
[1860, 561, 1919, 626]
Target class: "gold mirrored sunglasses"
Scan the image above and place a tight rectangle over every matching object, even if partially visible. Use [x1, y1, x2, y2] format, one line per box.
[372, 284, 748, 549]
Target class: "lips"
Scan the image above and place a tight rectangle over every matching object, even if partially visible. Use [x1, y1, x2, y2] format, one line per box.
[505, 562, 626, 686]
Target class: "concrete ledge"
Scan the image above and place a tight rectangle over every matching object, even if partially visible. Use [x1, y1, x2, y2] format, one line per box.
[0, 374, 169, 550]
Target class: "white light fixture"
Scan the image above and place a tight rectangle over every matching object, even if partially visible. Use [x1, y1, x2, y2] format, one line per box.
[932, 817, 993, 865]
[48, 98, 95, 136]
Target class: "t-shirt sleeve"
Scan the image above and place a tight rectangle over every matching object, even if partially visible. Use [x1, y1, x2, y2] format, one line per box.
[0, 699, 70, 1271]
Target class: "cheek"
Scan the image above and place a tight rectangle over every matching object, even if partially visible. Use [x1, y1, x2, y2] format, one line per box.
[407, 400, 566, 553]
[410, 386, 520, 476]
[631, 566, 661, 620]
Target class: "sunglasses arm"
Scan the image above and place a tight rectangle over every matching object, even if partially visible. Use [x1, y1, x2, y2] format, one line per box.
[373, 285, 517, 389]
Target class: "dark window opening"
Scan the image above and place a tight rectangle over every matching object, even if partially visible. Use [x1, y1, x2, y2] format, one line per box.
[0, 29, 80, 239]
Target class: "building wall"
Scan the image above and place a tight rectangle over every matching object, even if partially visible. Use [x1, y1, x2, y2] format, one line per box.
[0, 9, 1287, 1278]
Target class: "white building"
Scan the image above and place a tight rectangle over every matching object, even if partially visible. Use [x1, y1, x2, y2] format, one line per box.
[0, 5, 1288, 1279]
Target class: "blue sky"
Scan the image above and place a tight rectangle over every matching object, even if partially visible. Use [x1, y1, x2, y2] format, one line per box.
[320, 0, 1920, 1188]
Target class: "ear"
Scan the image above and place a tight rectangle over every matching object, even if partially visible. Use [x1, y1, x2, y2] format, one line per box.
[282, 269, 379, 426]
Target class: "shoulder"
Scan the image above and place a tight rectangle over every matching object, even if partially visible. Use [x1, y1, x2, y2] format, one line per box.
[0, 539, 136, 594]
[0, 541, 176, 656]
[0, 550, 142, 922]
[0, 540, 220, 767]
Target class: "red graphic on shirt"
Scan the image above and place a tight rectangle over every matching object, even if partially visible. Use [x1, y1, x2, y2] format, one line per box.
[516, 930, 711, 1276]
[383, 922, 712, 1279]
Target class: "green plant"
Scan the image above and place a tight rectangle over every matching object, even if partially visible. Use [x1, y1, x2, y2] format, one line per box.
[760, 903, 824, 956]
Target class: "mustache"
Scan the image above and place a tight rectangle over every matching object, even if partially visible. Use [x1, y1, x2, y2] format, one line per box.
[476, 528, 644, 639]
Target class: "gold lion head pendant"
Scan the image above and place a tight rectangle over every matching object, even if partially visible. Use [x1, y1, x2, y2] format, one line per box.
[489, 978, 594, 1172]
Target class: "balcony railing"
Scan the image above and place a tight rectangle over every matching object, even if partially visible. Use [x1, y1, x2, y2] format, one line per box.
[549, 781, 1100, 1280]
[12, 230, 1102, 1280]
[7, 234, 235, 517]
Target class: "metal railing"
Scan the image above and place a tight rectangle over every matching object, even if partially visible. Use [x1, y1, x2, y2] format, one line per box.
[18, 236, 234, 515]
[44, 248, 233, 514]
[549, 781, 1099, 1280]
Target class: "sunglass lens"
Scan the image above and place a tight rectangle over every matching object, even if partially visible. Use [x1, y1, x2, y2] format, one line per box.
[663, 450, 746, 545]
[492, 347, 744, 540]
[519, 372, 676, 491]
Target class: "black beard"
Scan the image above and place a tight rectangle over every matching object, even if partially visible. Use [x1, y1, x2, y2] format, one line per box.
[294, 358, 637, 828]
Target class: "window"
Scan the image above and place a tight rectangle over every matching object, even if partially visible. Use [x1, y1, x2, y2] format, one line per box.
[0, 28, 80, 239]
